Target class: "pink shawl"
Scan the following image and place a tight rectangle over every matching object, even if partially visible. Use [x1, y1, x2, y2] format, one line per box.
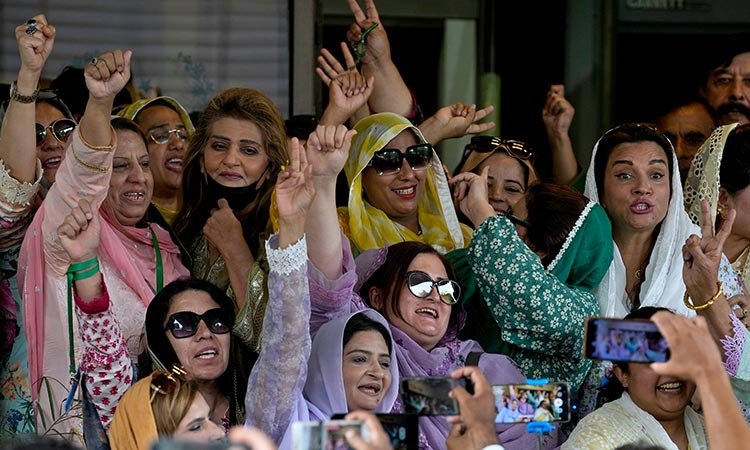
[17, 129, 189, 412]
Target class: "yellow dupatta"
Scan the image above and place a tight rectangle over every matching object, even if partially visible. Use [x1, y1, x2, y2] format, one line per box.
[341, 113, 468, 254]
[109, 374, 159, 450]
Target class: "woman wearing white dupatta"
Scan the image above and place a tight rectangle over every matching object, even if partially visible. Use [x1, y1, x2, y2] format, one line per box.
[583, 123, 743, 318]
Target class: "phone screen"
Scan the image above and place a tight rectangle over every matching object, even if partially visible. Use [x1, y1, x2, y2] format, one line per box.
[584, 318, 670, 363]
[291, 420, 365, 450]
[400, 376, 466, 415]
[491, 382, 570, 423]
[332, 413, 418, 450]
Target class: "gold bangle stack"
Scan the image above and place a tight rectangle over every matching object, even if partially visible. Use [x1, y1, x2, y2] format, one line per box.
[683, 281, 723, 311]
[79, 124, 117, 151]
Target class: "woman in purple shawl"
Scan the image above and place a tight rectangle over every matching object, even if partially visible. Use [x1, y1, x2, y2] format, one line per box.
[243, 137, 399, 450]
[304, 124, 559, 449]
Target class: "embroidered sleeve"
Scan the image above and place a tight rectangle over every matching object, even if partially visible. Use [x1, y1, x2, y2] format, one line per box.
[244, 233, 310, 442]
[468, 215, 599, 391]
[0, 159, 42, 250]
[41, 129, 115, 276]
[721, 312, 749, 378]
[75, 285, 132, 430]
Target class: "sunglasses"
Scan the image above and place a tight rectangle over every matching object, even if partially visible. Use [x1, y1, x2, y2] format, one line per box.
[149, 365, 188, 402]
[502, 210, 530, 228]
[36, 119, 77, 146]
[148, 126, 189, 145]
[406, 271, 461, 305]
[367, 144, 433, 176]
[464, 136, 533, 161]
[164, 308, 233, 339]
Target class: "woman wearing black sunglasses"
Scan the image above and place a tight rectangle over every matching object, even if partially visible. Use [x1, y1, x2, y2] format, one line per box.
[329, 112, 470, 256]
[305, 125, 558, 449]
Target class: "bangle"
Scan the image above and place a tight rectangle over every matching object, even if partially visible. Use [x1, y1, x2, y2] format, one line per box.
[683, 281, 723, 311]
[68, 257, 100, 281]
[78, 124, 117, 151]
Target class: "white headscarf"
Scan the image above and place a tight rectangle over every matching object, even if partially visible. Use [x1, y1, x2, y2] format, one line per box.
[584, 126, 699, 317]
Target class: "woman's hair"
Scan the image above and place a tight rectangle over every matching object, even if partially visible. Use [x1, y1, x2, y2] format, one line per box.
[594, 123, 675, 197]
[358, 241, 462, 338]
[151, 377, 200, 436]
[140, 278, 236, 416]
[472, 152, 531, 189]
[524, 183, 588, 267]
[343, 313, 393, 355]
[173, 87, 288, 253]
[598, 306, 673, 405]
[111, 116, 148, 146]
[720, 124, 750, 195]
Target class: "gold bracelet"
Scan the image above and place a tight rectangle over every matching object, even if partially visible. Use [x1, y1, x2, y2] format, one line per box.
[70, 145, 109, 173]
[683, 281, 723, 311]
[78, 124, 117, 151]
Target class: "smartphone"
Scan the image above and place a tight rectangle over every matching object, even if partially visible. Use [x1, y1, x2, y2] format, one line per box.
[583, 317, 670, 363]
[491, 382, 570, 423]
[332, 413, 418, 450]
[400, 376, 472, 416]
[291, 420, 367, 450]
[151, 440, 249, 450]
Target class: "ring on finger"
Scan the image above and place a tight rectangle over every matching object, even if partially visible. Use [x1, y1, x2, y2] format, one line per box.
[25, 19, 38, 35]
[90, 57, 99, 66]
[744, 309, 749, 318]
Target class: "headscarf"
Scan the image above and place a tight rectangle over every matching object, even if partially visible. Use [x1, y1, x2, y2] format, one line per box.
[583, 128, 699, 317]
[343, 113, 466, 254]
[118, 96, 195, 137]
[277, 310, 399, 450]
[683, 123, 750, 288]
[109, 373, 159, 450]
[547, 201, 613, 289]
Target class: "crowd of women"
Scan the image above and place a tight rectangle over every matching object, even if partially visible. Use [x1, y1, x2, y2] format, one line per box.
[2, 2, 750, 450]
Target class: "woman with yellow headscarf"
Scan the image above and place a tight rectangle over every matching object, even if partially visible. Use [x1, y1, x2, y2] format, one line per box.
[338, 112, 471, 255]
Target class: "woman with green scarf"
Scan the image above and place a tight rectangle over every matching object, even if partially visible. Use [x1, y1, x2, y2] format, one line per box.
[449, 174, 613, 392]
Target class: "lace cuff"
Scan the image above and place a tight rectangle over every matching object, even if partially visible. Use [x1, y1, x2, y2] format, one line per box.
[265, 234, 307, 276]
[0, 158, 42, 207]
[722, 313, 747, 377]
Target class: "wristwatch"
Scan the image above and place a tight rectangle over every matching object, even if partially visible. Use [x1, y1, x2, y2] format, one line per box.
[9, 80, 39, 103]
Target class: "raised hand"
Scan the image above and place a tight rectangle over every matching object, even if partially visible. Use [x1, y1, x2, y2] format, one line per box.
[446, 366, 501, 450]
[346, 0, 390, 64]
[343, 411, 394, 450]
[542, 84, 575, 136]
[84, 49, 132, 100]
[276, 137, 316, 225]
[317, 43, 374, 125]
[449, 166, 495, 227]
[57, 198, 100, 263]
[650, 312, 724, 382]
[421, 103, 495, 144]
[683, 199, 735, 303]
[15, 14, 55, 75]
[305, 124, 357, 181]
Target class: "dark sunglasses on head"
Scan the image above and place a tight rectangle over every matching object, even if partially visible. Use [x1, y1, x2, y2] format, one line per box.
[164, 308, 233, 339]
[464, 136, 533, 161]
[36, 119, 76, 146]
[406, 270, 461, 305]
[148, 126, 189, 145]
[367, 143, 433, 176]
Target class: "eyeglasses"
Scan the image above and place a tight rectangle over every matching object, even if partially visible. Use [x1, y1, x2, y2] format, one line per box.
[36, 119, 77, 146]
[406, 271, 461, 305]
[150, 365, 188, 402]
[164, 308, 233, 339]
[148, 126, 189, 145]
[367, 144, 433, 176]
[502, 210, 530, 228]
[464, 136, 533, 161]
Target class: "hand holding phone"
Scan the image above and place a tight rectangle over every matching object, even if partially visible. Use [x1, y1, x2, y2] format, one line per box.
[583, 317, 670, 363]
[400, 376, 472, 415]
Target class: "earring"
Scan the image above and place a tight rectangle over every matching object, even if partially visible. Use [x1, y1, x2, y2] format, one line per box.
[718, 205, 727, 219]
